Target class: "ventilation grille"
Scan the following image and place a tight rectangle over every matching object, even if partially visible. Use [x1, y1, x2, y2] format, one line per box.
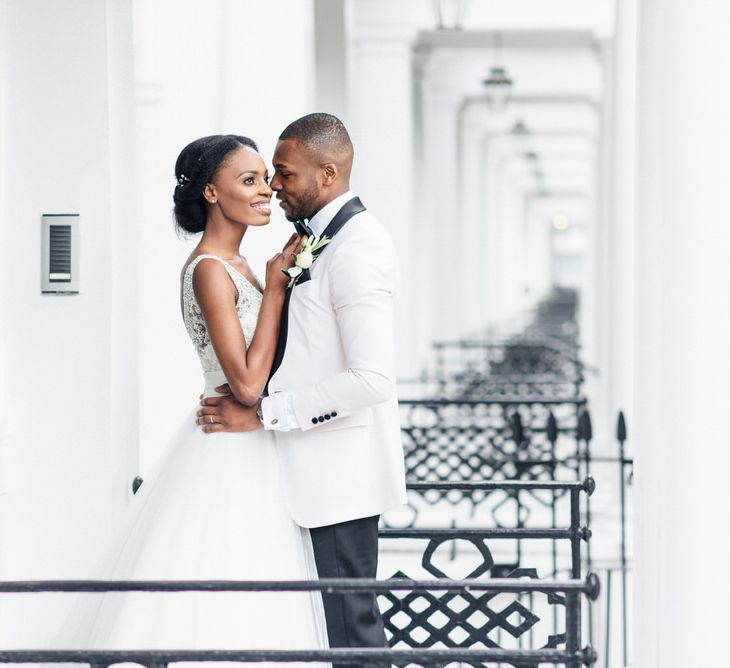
[41, 214, 79, 294]
[48, 225, 72, 281]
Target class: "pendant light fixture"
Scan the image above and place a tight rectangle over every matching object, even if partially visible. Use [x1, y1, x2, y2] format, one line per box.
[433, 0, 469, 30]
[483, 33, 513, 111]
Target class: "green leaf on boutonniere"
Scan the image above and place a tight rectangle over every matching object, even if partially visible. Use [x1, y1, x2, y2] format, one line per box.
[311, 236, 331, 252]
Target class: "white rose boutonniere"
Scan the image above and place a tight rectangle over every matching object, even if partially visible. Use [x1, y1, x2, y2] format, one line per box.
[282, 234, 331, 287]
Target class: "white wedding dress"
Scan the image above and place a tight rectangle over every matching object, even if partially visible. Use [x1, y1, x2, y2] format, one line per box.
[55, 254, 328, 654]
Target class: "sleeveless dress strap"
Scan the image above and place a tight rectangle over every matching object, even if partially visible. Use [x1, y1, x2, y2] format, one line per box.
[184, 254, 243, 302]
[186, 254, 239, 281]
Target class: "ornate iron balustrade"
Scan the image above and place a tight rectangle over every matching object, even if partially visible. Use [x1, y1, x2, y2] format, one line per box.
[0, 479, 598, 668]
[389, 397, 592, 576]
[378, 479, 594, 663]
[399, 372, 582, 401]
[433, 336, 583, 379]
[384, 400, 595, 652]
[397, 397, 588, 491]
[535, 287, 579, 324]
[0, 576, 600, 667]
[427, 338, 584, 399]
[0, 647, 598, 667]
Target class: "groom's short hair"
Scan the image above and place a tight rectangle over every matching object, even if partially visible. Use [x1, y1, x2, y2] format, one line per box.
[279, 113, 354, 166]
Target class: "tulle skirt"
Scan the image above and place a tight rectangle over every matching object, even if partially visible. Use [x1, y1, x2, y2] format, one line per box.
[53, 410, 329, 655]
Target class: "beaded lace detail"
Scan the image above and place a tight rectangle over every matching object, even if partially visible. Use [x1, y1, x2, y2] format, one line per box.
[182, 254, 262, 373]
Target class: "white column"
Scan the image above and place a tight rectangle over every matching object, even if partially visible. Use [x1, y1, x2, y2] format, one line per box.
[348, 28, 419, 375]
[524, 195, 553, 302]
[423, 86, 465, 342]
[634, 2, 730, 665]
[595, 8, 638, 661]
[458, 108, 490, 335]
[586, 38, 613, 443]
[0, 7, 10, 618]
[591, 16, 636, 452]
[106, 0, 139, 524]
[314, 0, 347, 119]
[489, 154, 533, 326]
[482, 137, 510, 327]
[0, 0, 9, 505]
[608, 0, 637, 432]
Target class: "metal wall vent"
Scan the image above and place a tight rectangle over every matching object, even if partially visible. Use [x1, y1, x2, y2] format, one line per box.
[41, 214, 79, 294]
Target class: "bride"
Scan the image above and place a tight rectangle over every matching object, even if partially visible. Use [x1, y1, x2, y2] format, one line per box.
[56, 134, 329, 651]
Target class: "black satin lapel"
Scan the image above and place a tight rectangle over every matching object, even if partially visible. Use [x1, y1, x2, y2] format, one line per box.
[296, 197, 366, 286]
[320, 196, 366, 240]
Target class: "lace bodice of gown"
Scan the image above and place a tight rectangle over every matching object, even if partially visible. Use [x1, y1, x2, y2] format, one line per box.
[182, 254, 262, 375]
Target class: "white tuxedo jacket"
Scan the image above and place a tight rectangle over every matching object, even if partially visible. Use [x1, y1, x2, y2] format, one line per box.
[268, 206, 407, 528]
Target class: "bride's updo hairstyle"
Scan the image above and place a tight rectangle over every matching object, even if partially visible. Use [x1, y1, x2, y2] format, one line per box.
[173, 134, 259, 234]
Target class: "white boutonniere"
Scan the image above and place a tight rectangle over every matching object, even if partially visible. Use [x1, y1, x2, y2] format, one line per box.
[281, 235, 332, 287]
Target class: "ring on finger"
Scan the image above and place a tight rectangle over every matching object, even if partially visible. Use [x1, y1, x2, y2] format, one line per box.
[209, 415, 214, 424]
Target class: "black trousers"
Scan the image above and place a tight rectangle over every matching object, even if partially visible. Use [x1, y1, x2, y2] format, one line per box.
[310, 514, 387, 664]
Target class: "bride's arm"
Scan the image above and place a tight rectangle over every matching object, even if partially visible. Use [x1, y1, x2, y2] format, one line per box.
[193, 247, 294, 407]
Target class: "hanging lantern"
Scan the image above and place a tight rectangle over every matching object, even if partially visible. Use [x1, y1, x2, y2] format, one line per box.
[510, 119, 531, 153]
[483, 66, 513, 111]
[433, 0, 469, 30]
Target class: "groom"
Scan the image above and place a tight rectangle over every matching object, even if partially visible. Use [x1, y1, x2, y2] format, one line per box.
[198, 113, 407, 655]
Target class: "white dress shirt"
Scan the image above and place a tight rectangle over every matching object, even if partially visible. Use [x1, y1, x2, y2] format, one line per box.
[261, 190, 356, 431]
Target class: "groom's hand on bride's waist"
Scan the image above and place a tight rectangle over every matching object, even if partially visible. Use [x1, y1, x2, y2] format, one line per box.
[197, 390, 262, 433]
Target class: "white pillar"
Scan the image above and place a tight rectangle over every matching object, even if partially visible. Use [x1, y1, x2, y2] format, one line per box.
[490, 154, 533, 325]
[587, 38, 614, 443]
[608, 0, 637, 432]
[348, 27, 419, 376]
[482, 137, 516, 327]
[524, 195, 554, 302]
[106, 0, 139, 524]
[314, 0, 347, 120]
[423, 86, 465, 341]
[634, 2, 730, 665]
[0, 0, 9, 505]
[458, 107, 491, 335]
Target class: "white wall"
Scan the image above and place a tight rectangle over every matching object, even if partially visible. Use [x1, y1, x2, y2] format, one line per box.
[0, 0, 136, 641]
[0, 0, 9, 502]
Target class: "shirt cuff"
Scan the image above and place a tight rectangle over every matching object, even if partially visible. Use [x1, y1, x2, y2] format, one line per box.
[260, 393, 300, 431]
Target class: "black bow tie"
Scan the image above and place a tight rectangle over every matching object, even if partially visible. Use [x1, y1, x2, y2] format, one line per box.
[293, 219, 314, 238]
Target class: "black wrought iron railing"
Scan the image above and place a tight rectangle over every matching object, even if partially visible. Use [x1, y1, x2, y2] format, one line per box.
[430, 337, 583, 381]
[391, 398, 592, 566]
[1, 478, 599, 668]
[390, 382, 630, 665]
[398, 371, 583, 401]
[379, 479, 595, 662]
[381, 289, 633, 665]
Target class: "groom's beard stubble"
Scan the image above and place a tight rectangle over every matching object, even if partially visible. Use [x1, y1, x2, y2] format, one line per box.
[279, 180, 320, 222]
